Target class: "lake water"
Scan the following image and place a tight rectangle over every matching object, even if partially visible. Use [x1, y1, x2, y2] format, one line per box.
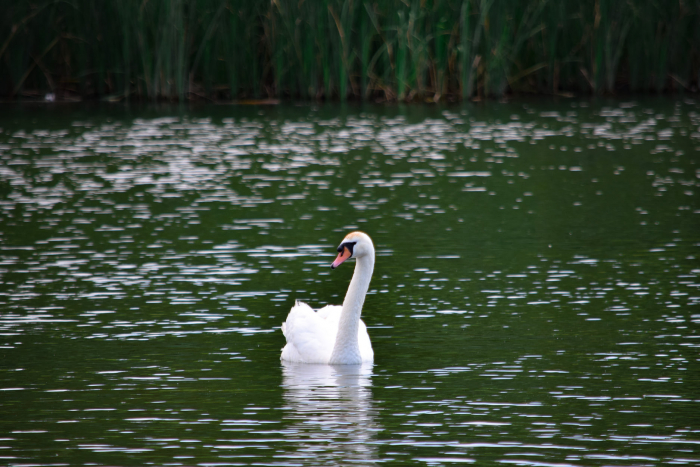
[0, 99, 699, 466]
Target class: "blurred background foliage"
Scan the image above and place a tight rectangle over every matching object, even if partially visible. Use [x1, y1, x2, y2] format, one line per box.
[1, 0, 698, 101]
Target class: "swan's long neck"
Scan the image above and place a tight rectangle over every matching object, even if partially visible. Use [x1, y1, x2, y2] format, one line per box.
[330, 250, 374, 364]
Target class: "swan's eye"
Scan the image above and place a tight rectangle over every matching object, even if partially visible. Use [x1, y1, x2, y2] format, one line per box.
[337, 241, 356, 255]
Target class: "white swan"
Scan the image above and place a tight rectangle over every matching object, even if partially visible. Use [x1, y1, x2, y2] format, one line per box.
[281, 231, 375, 364]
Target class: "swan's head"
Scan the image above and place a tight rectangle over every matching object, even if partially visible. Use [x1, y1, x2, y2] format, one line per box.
[331, 231, 374, 269]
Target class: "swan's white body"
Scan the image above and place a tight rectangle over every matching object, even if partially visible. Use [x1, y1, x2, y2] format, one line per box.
[281, 232, 375, 364]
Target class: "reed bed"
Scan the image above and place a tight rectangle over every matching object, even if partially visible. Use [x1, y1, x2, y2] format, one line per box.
[1, 0, 698, 101]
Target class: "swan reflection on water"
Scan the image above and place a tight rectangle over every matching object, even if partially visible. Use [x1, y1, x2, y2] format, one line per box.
[281, 362, 380, 464]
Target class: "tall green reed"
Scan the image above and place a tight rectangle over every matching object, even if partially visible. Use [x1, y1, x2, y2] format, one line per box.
[1, 0, 698, 101]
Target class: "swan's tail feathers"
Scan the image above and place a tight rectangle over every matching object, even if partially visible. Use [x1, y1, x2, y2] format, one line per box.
[281, 322, 287, 336]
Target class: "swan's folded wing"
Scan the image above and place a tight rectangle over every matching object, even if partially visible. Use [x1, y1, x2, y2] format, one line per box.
[315, 304, 342, 322]
[281, 302, 338, 363]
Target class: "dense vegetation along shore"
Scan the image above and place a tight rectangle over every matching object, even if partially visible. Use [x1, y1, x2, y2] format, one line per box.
[2, 0, 699, 102]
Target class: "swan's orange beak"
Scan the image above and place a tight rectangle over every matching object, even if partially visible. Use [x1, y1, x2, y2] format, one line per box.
[331, 246, 352, 269]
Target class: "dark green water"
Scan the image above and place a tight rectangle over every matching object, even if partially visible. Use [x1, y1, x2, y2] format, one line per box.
[0, 99, 699, 466]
